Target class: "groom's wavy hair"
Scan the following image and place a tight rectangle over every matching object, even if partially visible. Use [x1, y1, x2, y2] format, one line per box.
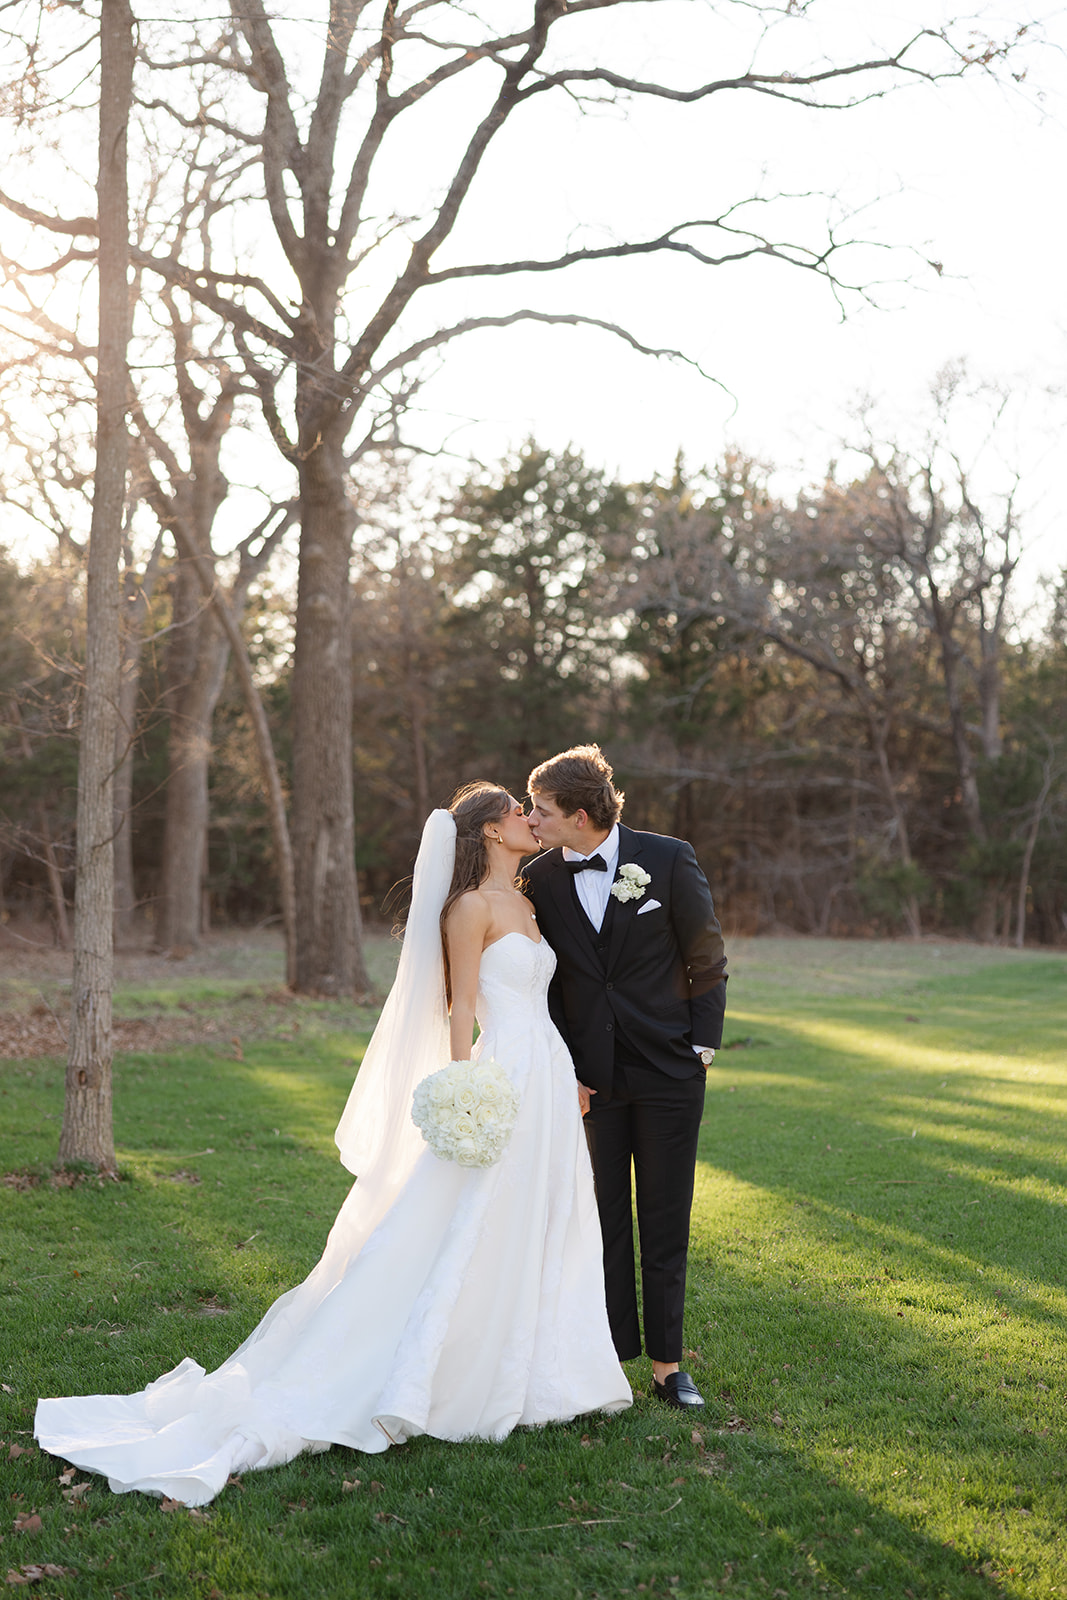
[527, 745, 624, 830]
[439, 781, 512, 1002]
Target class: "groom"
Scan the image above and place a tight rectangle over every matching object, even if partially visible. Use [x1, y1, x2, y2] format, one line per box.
[524, 745, 727, 1412]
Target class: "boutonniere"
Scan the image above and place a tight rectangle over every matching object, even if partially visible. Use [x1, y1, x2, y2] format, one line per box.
[610, 863, 652, 904]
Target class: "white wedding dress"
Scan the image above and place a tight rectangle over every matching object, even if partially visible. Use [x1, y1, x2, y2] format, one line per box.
[35, 931, 631, 1506]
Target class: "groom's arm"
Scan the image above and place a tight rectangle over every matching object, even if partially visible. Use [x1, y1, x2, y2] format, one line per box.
[669, 841, 728, 1049]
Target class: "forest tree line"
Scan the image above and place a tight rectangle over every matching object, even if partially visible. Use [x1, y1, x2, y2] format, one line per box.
[0, 1, 1057, 1067]
[3, 433, 1065, 952]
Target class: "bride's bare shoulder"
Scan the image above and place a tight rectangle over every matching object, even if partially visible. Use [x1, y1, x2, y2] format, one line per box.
[444, 888, 490, 934]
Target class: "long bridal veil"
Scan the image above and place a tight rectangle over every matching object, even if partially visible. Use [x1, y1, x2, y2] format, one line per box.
[132, 806, 462, 1431]
[332, 807, 456, 1204]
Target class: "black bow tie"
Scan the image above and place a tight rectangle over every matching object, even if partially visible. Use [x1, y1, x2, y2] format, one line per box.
[567, 856, 608, 875]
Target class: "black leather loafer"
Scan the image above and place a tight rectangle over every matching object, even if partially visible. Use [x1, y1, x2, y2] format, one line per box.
[652, 1370, 705, 1410]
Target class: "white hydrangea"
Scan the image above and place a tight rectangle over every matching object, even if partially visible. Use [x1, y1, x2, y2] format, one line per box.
[610, 863, 652, 903]
[412, 1057, 519, 1168]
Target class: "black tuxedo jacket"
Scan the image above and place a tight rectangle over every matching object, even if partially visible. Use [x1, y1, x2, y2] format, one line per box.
[523, 825, 727, 1096]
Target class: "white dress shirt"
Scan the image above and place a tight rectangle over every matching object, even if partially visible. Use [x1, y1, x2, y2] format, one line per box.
[562, 823, 619, 932]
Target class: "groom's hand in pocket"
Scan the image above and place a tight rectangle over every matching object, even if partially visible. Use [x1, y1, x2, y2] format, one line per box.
[577, 1083, 597, 1118]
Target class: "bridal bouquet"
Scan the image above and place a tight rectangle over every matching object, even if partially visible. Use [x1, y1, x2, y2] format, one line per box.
[411, 1058, 519, 1168]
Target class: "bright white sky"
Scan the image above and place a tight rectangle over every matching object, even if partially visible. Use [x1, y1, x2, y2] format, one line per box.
[384, 1, 1067, 603]
[2, 1, 1063, 605]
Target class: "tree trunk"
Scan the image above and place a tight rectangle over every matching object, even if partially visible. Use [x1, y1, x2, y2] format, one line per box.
[114, 530, 163, 946]
[292, 429, 371, 997]
[158, 548, 231, 952]
[1015, 755, 1055, 949]
[936, 627, 985, 841]
[868, 710, 922, 938]
[60, 0, 133, 1173]
[158, 610, 229, 950]
[978, 645, 1003, 762]
[924, 589, 995, 939]
[38, 805, 71, 950]
[166, 522, 299, 986]
[112, 655, 139, 945]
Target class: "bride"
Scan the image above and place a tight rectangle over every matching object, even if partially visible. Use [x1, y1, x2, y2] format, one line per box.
[34, 783, 631, 1506]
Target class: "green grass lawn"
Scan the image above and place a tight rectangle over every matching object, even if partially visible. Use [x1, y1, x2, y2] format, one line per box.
[1, 940, 1065, 1599]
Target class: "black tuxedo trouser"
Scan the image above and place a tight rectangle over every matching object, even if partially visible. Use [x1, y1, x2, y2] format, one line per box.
[583, 1054, 706, 1363]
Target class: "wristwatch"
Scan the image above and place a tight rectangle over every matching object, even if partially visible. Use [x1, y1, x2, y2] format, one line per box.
[699, 1048, 716, 1068]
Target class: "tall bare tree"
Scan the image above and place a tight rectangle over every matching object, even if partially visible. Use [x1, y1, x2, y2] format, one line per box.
[59, 0, 135, 1172]
[121, 0, 1032, 992]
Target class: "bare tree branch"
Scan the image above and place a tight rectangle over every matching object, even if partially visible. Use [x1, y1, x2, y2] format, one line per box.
[520, 28, 1016, 109]
[135, 95, 261, 145]
[0, 185, 96, 236]
[364, 307, 732, 397]
[130, 245, 298, 356]
[424, 204, 879, 289]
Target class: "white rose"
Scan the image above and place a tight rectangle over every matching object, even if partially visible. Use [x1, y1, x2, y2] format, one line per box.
[412, 1056, 518, 1168]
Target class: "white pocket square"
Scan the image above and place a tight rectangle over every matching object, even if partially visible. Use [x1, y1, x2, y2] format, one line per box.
[636, 898, 662, 915]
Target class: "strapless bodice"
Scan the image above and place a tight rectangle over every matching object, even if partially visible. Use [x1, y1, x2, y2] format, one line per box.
[476, 932, 556, 1032]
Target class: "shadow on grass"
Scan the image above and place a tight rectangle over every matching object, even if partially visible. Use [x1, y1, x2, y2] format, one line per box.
[1, 1376, 1023, 1600]
[710, 966, 1067, 1274]
[2, 956, 1064, 1596]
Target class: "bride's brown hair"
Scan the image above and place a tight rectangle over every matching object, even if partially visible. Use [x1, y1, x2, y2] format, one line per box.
[440, 782, 512, 1001]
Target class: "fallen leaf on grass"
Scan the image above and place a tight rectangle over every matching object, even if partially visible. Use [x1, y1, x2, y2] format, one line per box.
[369, 1481, 384, 1495]
[771, 1410, 785, 1428]
[6, 1564, 74, 1585]
[721, 1416, 751, 1433]
[57, 1469, 76, 1486]
[189, 1508, 210, 1523]
[159, 1498, 186, 1513]
[60, 1483, 90, 1504]
[690, 1429, 704, 1447]
[1, 1385, 13, 1394]
[7, 1446, 34, 1461]
[374, 1511, 407, 1525]
[11, 1514, 42, 1534]
[341, 1480, 362, 1493]
[225, 1473, 244, 1491]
